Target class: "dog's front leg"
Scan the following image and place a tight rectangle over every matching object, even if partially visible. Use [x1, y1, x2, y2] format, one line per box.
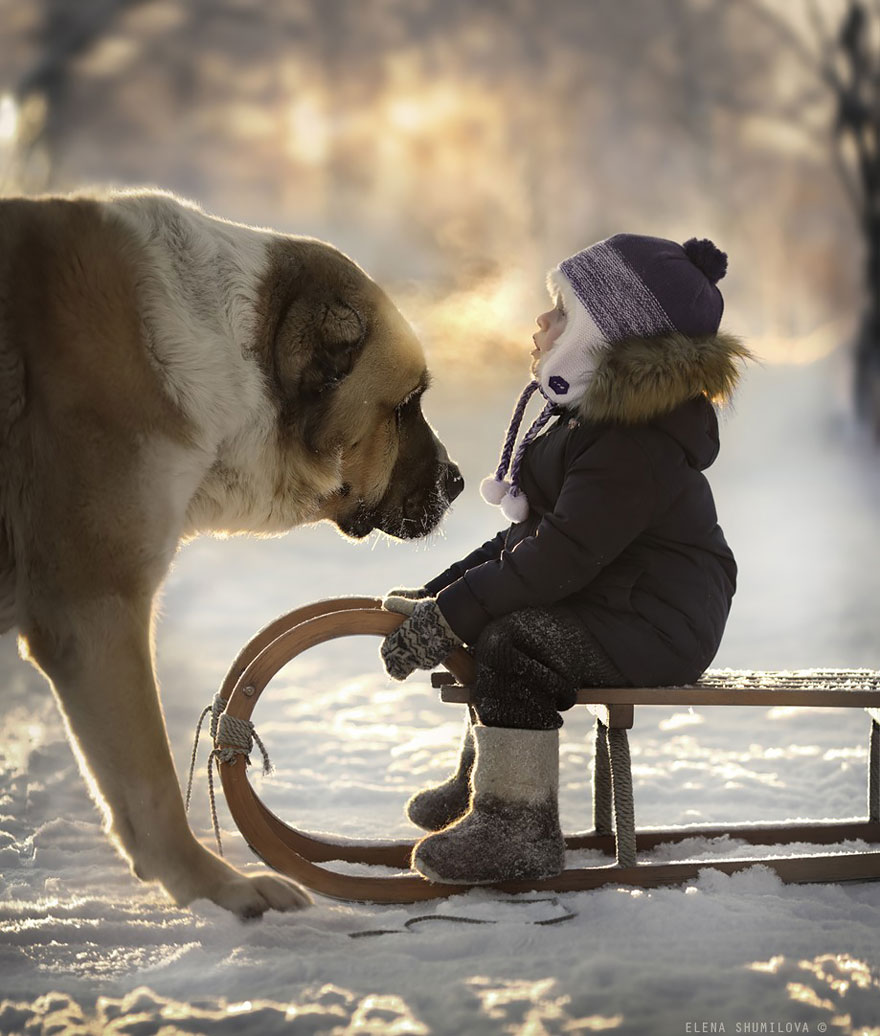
[21, 594, 310, 918]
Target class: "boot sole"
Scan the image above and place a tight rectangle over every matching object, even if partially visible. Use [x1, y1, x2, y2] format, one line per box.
[413, 854, 565, 886]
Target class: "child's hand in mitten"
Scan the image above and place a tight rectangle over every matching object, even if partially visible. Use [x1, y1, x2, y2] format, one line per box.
[382, 587, 431, 617]
[381, 599, 462, 681]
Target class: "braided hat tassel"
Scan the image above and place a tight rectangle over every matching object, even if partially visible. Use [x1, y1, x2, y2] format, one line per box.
[481, 380, 556, 523]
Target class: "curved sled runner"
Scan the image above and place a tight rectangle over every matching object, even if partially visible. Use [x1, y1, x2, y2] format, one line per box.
[213, 597, 880, 902]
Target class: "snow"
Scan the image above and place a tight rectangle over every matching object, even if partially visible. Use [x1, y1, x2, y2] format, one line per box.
[2, 349, 880, 1035]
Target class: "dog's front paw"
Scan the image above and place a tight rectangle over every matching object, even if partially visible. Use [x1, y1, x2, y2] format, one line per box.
[161, 847, 312, 918]
[209, 871, 312, 919]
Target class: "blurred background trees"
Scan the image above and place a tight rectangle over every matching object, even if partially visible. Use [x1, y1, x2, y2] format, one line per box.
[0, 0, 871, 418]
[733, 0, 880, 433]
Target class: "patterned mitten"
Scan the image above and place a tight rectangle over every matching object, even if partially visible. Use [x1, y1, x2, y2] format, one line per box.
[381, 599, 462, 681]
[383, 588, 430, 618]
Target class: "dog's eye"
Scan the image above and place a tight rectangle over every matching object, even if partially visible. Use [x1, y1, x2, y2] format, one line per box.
[392, 377, 429, 430]
[394, 393, 420, 426]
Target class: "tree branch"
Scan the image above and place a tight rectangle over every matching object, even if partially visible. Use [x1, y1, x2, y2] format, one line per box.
[833, 133, 868, 215]
[16, 0, 146, 100]
[736, 0, 843, 93]
[805, 0, 837, 57]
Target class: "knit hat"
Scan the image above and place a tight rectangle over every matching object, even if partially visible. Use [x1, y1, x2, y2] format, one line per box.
[481, 235, 728, 522]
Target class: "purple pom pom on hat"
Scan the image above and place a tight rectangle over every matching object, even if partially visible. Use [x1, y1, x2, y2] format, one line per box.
[683, 237, 728, 284]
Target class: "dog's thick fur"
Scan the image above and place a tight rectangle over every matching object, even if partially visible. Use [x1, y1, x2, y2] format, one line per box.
[0, 190, 462, 918]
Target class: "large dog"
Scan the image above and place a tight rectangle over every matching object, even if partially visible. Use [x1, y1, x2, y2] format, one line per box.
[0, 190, 463, 918]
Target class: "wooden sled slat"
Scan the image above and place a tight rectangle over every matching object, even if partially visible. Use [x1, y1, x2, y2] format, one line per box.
[217, 596, 384, 702]
[526, 852, 880, 893]
[253, 793, 414, 866]
[226, 743, 880, 901]
[440, 684, 880, 708]
[215, 597, 880, 903]
[251, 796, 880, 869]
[222, 739, 468, 902]
[222, 603, 475, 707]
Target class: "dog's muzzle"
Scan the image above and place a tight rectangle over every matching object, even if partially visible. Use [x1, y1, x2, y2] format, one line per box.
[337, 461, 465, 541]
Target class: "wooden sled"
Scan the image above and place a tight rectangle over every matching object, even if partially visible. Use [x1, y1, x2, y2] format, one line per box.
[214, 596, 880, 902]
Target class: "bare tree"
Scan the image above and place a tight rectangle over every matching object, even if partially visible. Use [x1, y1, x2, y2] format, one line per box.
[738, 0, 880, 432]
[13, 0, 146, 188]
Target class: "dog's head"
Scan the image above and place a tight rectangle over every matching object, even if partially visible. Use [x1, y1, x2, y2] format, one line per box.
[261, 239, 463, 540]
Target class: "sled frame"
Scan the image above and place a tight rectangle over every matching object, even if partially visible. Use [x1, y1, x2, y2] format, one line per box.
[214, 598, 880, 903]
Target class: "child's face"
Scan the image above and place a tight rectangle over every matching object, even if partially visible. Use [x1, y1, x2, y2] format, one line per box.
[531, 298, 566, 368]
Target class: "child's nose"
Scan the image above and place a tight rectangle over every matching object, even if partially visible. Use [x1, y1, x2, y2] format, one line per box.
[536, 311, 550, 331]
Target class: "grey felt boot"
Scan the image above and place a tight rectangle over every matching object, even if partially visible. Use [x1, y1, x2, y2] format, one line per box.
[412, 724, 565, 885]
[405, 709, 475, 831]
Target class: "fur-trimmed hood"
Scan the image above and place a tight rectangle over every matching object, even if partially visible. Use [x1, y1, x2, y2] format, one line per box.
[579, 329, 753, 424]
[483, 324, 752, 523]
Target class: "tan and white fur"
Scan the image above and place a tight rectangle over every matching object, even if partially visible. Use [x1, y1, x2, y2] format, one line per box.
[0, 189, 463, 918]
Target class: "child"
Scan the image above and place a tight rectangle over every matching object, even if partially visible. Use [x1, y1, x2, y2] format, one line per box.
[380, 234, 752, 885]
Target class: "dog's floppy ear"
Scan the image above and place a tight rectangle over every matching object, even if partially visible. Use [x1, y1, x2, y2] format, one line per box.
[308, 300, 367, 393]
[274, 297, 367, 399]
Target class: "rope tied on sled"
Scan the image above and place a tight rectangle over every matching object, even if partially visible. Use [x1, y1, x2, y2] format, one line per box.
[185, 693, 273, 856]
[185, 693, 226, 811]
[591, 719, 636, 867]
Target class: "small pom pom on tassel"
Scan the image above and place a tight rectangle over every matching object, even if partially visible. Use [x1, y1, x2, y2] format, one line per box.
[480, 476, 510, 505]
[683, 237, 728, 284]
[500, 489, 530, 524]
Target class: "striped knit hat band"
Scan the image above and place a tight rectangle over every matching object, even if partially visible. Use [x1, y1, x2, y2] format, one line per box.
[559, 241, 675, 341]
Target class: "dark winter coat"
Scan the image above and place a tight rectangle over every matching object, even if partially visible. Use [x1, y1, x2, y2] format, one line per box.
[426, 329, 749, 687]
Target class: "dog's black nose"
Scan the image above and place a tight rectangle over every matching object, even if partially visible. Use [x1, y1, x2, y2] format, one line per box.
[443, 463, 465, 503]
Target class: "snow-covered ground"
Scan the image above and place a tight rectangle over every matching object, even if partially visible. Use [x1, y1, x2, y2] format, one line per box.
[2, 347, 880, 1035]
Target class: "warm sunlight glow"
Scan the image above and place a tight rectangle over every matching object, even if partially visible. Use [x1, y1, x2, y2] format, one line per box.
[0, 94, 18, 142]
[799, 954, 878, 995]
[287, 95, 330, 165]
[386, 85, 457, 134]
[749, 315, 857, 366]
[748, 956, 785, 974]
[785, 982, 834, 1010]
[468, 976, 623, 1031]
[403, 271, 534, 371]
[387, 98, 425, 133]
